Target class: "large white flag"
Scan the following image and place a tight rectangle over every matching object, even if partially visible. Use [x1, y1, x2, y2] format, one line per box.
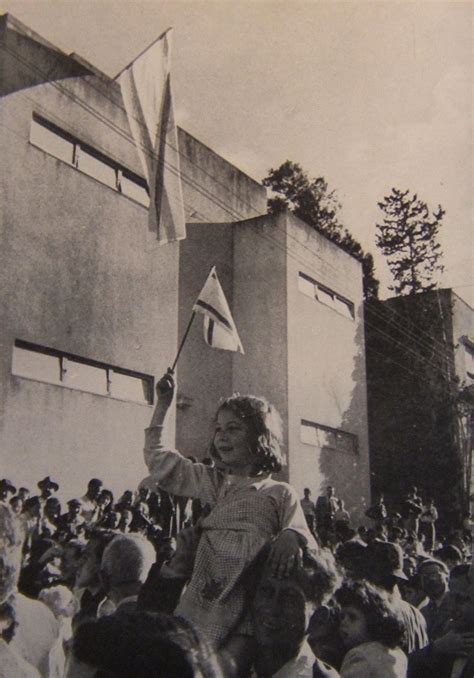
[193, 267, 244, 353]
[118, 29, 186, 244]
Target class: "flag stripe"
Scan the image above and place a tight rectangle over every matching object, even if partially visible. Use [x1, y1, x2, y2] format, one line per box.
[194, 299, 232, 330]
[207, 318, 214, 345]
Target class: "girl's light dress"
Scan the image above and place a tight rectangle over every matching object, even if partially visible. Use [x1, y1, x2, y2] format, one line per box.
[144, 425, 317, 646]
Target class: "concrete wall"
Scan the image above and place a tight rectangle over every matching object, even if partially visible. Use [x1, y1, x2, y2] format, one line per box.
[285, 213, 371, 522]
[451, 292, 474, 384]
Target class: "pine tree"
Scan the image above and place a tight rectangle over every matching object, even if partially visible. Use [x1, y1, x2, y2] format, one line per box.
[263, 161, 379, 299]
[376, 188, 445, 296]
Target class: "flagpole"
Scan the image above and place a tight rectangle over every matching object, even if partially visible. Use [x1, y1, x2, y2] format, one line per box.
[171, 311, 196, 372]
[113, 27, 173, 80]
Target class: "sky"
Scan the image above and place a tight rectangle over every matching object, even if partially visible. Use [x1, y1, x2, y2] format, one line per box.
[1, 0, 472, 305]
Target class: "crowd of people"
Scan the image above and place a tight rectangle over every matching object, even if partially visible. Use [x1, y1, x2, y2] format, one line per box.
[0, 370, 473, 677]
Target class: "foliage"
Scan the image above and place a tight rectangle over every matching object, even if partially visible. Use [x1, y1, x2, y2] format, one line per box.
[376, 188, 445, 296]
[263, 161, 379, 299]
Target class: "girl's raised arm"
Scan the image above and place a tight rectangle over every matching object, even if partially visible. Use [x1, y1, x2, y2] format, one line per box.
[150, 369, 175, 428]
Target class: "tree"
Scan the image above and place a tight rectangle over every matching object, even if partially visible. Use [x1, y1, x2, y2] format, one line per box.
[376, 188, 445, 296]
[263, 161, 379, 299]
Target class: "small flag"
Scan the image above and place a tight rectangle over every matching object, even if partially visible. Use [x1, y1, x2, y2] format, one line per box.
[118, 29, 186, 244]
[193, 267, 244, 353]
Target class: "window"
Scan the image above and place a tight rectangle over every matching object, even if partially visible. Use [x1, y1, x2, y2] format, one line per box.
[12, 340, 153, 405]
[300, 420, 358, 454]
[30, 115, 148, 207]
[298, 272, 354, 319]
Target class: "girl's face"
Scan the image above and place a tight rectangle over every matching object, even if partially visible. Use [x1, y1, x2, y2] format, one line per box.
[339, 605, 370, 649]
[213, 408, 254, 474]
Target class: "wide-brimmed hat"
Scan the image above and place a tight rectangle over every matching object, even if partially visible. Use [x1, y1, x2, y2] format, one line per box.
[366, 540, 408, 580]
[67, 498, 82, 507]
[0, 479, 16, 494]
[38, 476, 59, 492]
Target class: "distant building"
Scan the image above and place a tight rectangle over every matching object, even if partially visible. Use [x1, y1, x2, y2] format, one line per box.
[1, 14, 371, 519]
[365, 289, 474, 527]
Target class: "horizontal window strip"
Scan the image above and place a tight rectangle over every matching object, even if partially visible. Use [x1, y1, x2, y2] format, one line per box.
[300, 419, 358, 454]
[12, 339, 153, 405]
[298, 271, 355, 320]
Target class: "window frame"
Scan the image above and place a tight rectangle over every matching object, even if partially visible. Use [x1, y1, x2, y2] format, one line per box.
[300, 419, 358, 454]
[298, 271, 355, 320]
[12, 339, 154, 406]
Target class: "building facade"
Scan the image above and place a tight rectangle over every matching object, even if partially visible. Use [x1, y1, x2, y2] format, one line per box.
[1, 14, 371, 520]
[365, 289, 474, 527]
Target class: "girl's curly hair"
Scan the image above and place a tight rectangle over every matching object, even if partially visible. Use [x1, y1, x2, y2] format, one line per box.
[208, 395, 283, 475]
[335, 580, 406, 649]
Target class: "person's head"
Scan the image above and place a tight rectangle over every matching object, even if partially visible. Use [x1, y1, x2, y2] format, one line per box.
[86, 478, 103, 500]
[336, 580, 405, 650]
[75, 530, 116, 589]
[39, 585, 78, 619]
[418, 559, 449, 600]
[374, 524, 388, 541]
[67, 499, 82, 517]
[72, 611, 225, 677]
[0, 506, 23, 603]
[22, 496, 42, 518]
[116, 491, 133, 510]
[326, 486, 334, 498]
[105, 511, 121, 530]
[337, 498, 345, 509]
[252, 547, 340, 652]
[98, 489, 114, 509]
[335, 541, 367, 580]
[9, 496, 23, 515]
[37, 476, 59, 498]
[138, 487, 150, 501]
[434, 544, 463, 571]
[0, 479, 16, 502]
[61, 539, 87, 586]
[209, 395, 283, 476]
[100, 534, 155, 597]
[303, 488, 311, 499]
[400, 574, 426, 608]
[449, 564, 474, 633]
[17, 487, 30, 502]
[44, 496, 61, 522]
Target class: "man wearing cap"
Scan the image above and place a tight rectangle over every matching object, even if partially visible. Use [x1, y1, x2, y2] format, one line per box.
[365, 540, 429, 654]
[418, 558, 452, 641]
[57, 500, 85, 539]
[0, 478, 17, 505]
[80, 478, 103, 523]
[408, 564, 474, 678]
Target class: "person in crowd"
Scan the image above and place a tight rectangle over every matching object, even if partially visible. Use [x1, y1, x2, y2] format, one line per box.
[73, 529, 116, 627]
[40, 497, 61, 538]
[38, 585, 78, 645]
[36, 477, 59, 506]
[67, 610, 228, 677]
[59, 539, 86, 589]
[118, 508, 133, 533]
[79, 479, 103, 523]
[434, 544, 464, 572]
[100, 510, 121, 530]
[115, 490, 133, 514]
[10, 494, 24, 515]
[335, 541, 367, 582]
[0, 478, 16, 506]
[365, 494, 387, 528]
[250, 546, 341, 678]
[336, 580, 407, 677]
[18, 487, 31, 503]
[142, 369, 317, 654]
[91, 488, 114, 526]
[401, 487, 423, 536]
[0, 600, 41, 678]
[364, 540, 428, 654]
[400, 574, 428, 609]
[408, 564, 474, 677]
[97, 533, 156, 617]
[419, 497, 438, 553]
[0, 505, 64, 677]
[57, 499, 86, 539]
[21, 496, 43, 554]
[316, 486, 339, 544]
[418, 558, 452, 641]
[334, 499, 351, 536]
[300, 488, 317, 536]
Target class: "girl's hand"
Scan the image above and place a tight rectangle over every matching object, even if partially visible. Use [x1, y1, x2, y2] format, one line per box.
[267, 530, 302, 579]
[156, 369, 175, 408]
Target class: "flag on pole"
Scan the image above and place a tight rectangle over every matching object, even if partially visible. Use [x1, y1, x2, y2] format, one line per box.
[193, 267, 244, 353]
[118, 29, 186, 244]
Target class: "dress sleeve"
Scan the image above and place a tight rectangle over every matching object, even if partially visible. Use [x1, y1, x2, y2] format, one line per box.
[340, 647, 372, 678]
[277, 483, 319, 549]
[144, 426, 217, 501]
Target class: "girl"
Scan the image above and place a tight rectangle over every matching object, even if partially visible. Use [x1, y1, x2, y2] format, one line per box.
[143, 370, 317, 654]
[335, 580, 407, 677]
